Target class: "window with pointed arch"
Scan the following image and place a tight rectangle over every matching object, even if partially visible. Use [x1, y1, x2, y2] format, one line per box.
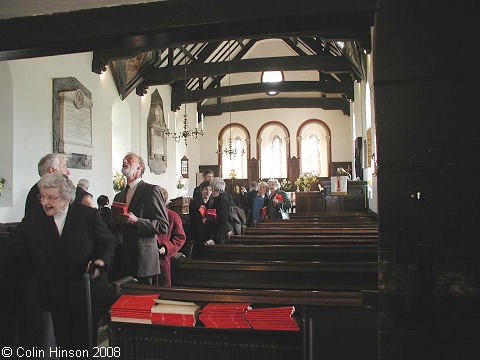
[221, 127, 247, 179]
[299, 122, 329, 176]
[260, 124, 288, 179]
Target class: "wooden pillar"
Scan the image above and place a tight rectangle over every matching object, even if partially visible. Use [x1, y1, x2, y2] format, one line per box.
[375, 1, 479, 359]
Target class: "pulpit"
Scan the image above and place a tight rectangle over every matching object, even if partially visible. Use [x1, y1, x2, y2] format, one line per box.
[294, 181, 368, 213]
[294, 191, 326, 213]
[324, 181, 368, 212]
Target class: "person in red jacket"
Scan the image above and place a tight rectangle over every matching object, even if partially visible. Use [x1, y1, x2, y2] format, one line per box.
[156, 187, 186, 286]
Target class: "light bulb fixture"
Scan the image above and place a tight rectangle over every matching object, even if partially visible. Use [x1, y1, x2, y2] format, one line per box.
[164, 46, 205, 145]
[215, 40, 245, 160]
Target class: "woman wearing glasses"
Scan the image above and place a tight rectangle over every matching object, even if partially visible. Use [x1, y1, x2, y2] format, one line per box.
[18, 172, 117, 350]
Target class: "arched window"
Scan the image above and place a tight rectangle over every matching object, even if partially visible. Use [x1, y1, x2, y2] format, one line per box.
[297, 120, 331, 176]
[270, 135, 283, 178]
[220, 126, 248, 179]
[258, 122, 289, 179]
[302, 134, 321, 174]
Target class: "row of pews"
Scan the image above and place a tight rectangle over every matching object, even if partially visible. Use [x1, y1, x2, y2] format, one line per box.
[112, 211, 379, 360]
[0, 222, 22, 346]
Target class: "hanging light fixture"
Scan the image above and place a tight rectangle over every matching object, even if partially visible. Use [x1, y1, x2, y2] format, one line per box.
[216, 40, 245, 160]
[165, 46, 205, 145]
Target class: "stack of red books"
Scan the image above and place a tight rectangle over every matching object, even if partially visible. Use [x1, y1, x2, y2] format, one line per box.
[151, 299, 200, 327]
[245, 306, 300, 331]
[110, 294, 158, 324]
[199, 302, 252, 329]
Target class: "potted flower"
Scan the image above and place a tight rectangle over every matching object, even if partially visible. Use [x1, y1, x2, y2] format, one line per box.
[294, 172, 317, 191]
[176, 175, 186, 196]
[280, 178, 293, 192]
[228, 168, 237, 179]
[113, 171, 127, 193]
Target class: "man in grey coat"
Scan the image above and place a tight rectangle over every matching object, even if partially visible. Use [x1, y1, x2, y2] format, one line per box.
[112, 152, 169, 285]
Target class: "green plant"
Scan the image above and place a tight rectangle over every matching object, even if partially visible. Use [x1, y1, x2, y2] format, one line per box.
[294, 172, 317, 190]
[176, 176, 185, 190]
[113, 171, 127, 192]
[280, 178, 292, 192]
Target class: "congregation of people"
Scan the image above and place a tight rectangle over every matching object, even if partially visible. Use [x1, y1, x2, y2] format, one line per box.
[15, 152, 292, 352]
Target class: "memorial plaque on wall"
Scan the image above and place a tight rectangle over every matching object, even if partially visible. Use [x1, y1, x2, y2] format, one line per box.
[53, 77, 93, 169]
[146, 89, 167, 174]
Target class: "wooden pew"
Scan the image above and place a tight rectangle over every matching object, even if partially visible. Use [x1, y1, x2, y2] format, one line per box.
[203, 244, 377, 262]
[110, 281, 377, 360]
[289, 211, 376, 220]
[171, 258, 377, 291]
[229, 234, 378, 245]
[255, 221, 377, 228]
[244, 227, 378, 235]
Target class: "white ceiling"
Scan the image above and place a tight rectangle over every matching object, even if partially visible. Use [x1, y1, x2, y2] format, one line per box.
[0, 0, 156, 20]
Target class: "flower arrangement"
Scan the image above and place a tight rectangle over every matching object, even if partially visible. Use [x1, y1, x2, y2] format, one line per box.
[228, 168, 237, 179]
[280, 178, 293, 192]
[113, 171, 127, 192]
[0, 177, 6, 196]
[176, 176, 185, 190]
[294, 171, 317, 191]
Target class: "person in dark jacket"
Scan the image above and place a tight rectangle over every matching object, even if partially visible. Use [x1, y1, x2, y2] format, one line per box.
[18, 173, 116, 350]
[240, 181, 258, 220]
[208, 177, 232, 244]
[250, 181, 269, 226]
[266, 178, 292, 220]
[192, 169, 214, 199]
[188, 181, 213, 258]
[111, 152, 170, 285]
[25, 153, 70, 217]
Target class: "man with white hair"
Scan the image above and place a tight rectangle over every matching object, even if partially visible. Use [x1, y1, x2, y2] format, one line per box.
[74, 178, 91, 206]
[112, 152, 169, 285]
[77, 178, 89, 191]
[24, 153, 70, 217]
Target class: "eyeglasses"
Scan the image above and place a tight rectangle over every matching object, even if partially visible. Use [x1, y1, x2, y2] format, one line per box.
[37, 194, 62, 202]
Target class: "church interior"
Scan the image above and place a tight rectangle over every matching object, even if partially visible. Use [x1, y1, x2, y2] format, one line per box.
[0, 1, 478, 359]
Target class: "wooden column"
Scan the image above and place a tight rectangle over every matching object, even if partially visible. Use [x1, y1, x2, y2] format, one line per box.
[375, 1, 479, 358]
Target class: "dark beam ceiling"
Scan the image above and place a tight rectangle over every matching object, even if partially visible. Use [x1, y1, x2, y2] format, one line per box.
[200, 97, 351, 116]
[0, 1, 376, 61]
[0, 1, 374, 115]
[144, 55, 351, 85]
[171, 81, 354, 110]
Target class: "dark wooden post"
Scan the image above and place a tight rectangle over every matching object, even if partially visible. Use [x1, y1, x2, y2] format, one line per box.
[375, 1, 479, 358]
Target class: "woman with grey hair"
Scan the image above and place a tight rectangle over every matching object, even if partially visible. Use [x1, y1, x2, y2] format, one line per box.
[18, 172, 116, 350]
[208, 177, 233, 244]
[266, 178, 292, 220]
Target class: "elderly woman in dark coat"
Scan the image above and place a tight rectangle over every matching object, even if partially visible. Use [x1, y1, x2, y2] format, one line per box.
[188, 180, 213, 258]
[18, 173, 116, 350]
[208, 177, 233, 244]
[266, 178, 292, 220]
